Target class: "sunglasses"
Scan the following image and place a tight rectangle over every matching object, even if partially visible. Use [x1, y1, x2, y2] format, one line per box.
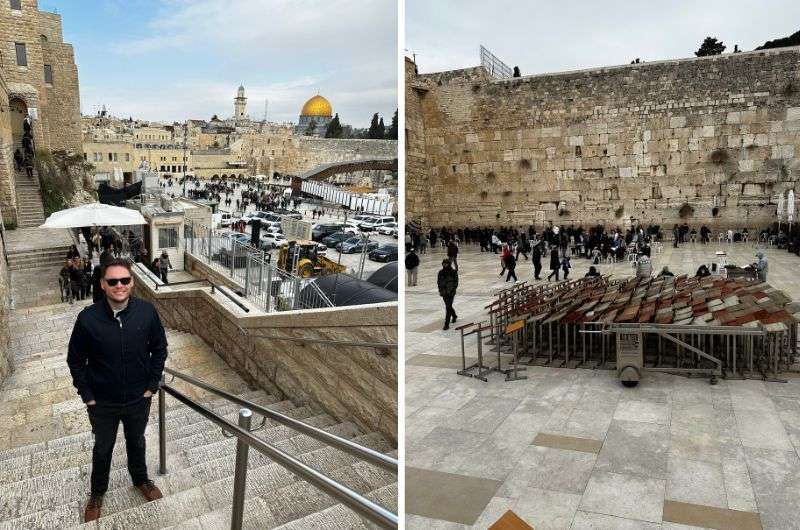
[105, 277, 132, 286]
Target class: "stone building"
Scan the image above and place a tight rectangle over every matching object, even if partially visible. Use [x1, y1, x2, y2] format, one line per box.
[406, 48, 800, 229]
[0, 0, 81, 154]
[297, 94, 333, 136]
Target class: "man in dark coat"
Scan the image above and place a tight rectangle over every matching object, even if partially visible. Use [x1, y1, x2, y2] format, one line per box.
[437, 259, 458, 330]
[68, 258, 168, 521]
[547, 247, 560, 281]
[532, 244, 543, 280]
[405, 249, 420, 287]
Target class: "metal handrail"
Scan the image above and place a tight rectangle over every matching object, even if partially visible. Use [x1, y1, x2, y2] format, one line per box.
[163, 366, 397, 472]
[133, 261, 161, 288]
[159, 383, 397, 529]
[214, 283, 250, 313]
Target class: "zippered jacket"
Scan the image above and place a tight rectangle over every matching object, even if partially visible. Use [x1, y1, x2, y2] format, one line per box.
[67, 296, 168, 405]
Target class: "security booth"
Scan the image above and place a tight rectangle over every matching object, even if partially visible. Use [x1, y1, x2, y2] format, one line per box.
[139, 203, 185, 272]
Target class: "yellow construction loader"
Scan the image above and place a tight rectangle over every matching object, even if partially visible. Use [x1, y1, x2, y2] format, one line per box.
[277, 240, 346, 278]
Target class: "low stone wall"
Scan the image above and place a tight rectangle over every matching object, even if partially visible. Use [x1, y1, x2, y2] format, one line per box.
[132, 268, 398, 444]
[0, 225, 12, 384]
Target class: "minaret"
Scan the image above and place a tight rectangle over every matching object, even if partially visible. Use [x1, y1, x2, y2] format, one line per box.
[234, 85, 247, 123]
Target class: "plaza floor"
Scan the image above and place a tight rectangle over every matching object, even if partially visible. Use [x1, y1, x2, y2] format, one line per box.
[405, 241, 800, 530]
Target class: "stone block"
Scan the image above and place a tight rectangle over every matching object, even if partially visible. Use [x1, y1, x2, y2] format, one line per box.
[786, 107, 800, 121]
[670, 116, 686, 128]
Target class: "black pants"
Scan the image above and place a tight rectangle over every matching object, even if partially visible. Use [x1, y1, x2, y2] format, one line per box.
[160, 269, 169, 284]
[442, 294, 457, 325]
[506, 268, 517, 282]
[533, 262, 542, 279]
[547, 268, 560, 281]
[88, 398, 152, 496]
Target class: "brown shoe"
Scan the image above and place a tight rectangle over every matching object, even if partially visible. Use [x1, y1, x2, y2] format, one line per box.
[135, 480, 163, 502]
[84, 495, 103, 522]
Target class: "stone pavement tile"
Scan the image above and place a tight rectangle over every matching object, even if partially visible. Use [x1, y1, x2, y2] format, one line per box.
[405, 466, 502, 526]
[729, 381, 776, 413]
[407, 354, 477, 370]
[666, 457, 727, 509]
[662, 500, 763, 530]
[442, 396, 521, 435]
[472, 497, 520, 528]
[406, 406, 463, 443]
[579, 471, 666, 524]
[512, 487, 581, 530]
[551, 405, 616, 440]
[734, 409, 793, 451]
[405, 514, 468, 529]
[406, 427, 489, 473]
[614, 399, 671, 425]
[570, 511, 662, 529]
[485, 509, 534, 529]
[532, 433, 603, 454]
[669, 419, 723, 465]
[743, 446, 800, 530]
[595, 420, 670, 479]
[500, 445, 596, 497]
[720, 444, 758, 513]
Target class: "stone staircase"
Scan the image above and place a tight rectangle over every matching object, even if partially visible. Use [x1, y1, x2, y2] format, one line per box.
[0, 300, 397, 529]
[14, 169, 46, 228]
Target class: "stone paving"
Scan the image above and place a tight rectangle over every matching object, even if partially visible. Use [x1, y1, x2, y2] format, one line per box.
[405, 241, 800, 530]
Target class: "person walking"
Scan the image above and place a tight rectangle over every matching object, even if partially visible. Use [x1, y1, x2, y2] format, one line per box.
[158, 250, 172, 284]
[447, 239, 459, 271]
[67, 258, 168, 522]
[754, 252, 768, 281]
[531, 244, 543, 280]
[499, 242, 510, 276]
[505, 252, 518, 282]
[437, 259, 458, 330]
[561, 254, 571, 280]
[547, 247, 560, 281]
[405, 249, 420, 287]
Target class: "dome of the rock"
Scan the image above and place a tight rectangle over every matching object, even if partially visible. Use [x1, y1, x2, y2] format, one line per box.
[300, 95, 333, 118]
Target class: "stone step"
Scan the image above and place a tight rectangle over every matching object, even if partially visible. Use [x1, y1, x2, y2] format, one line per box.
[2, 425, 380, 529]
[0, 389, 270, 464]
[62, 432, 391, 530]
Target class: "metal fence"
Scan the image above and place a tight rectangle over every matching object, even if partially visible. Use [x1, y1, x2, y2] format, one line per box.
[184, 220, 335, 313]
[480, 45, 513, 79]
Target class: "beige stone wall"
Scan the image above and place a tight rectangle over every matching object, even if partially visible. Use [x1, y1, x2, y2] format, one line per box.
[132, 263, 398, 443]
[0, 221, 12, 385]
[0, 2, 81, 155]
[241, 132, 397, 177]
[0, 73, 17, 225]
[83, 140, 137, 174]
[407, 48, 800, 229]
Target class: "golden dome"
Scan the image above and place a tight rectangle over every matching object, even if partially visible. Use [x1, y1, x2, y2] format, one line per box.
[300, 95, 332, 118]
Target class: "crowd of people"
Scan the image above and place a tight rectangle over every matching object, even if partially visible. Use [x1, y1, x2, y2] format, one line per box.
[405, 221, 780, 330]
[13, 115, 36, 178]
[160, 174, 300, 213]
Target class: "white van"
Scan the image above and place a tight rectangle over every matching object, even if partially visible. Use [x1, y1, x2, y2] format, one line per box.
[212, 212, 233, 228]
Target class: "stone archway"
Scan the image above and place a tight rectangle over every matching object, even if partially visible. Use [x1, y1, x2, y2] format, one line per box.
[9, 98, 27, 152]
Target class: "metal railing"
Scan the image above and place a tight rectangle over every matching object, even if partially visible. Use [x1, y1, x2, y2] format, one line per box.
[480, 44, 513, 79]
[157, 369, 398, 529]
[184, 220, 335, 313]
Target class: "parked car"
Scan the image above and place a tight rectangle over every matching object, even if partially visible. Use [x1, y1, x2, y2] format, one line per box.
[272, 208, 303, 220]
[311, 223, 348, 242]
[368, 244, 398, 262]
[259, 232, 288, 250]
[321, 231, 353, 248]
[337, 237, 379, 254]
[212, 212, 233, 228]
[345, 215, 378, 230]
[223, 232, 252, 246]
[359, 216, 396, 231]
[248, 211, 282, 227]
[377, 222, 398, 235]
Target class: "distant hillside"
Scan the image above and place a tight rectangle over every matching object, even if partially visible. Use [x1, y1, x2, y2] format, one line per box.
[755, 30, 800, 50]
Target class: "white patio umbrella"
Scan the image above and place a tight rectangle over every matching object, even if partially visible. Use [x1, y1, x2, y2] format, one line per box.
[789, 189, 796, 226]
[40, 202, 146, 229]
[777, 192, 785, 231]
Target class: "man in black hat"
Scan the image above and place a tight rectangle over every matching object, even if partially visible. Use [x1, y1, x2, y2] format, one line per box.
[437, 259, 458, 330]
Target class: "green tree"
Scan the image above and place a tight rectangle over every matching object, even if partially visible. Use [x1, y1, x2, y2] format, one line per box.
[367, 113, 382, 139]
[377, 117, 386, 139]
[325, 113, 343, 138]
[386, 109, 398, 139]
[304, 118, 318, 136]
[695, 37, 726, 57]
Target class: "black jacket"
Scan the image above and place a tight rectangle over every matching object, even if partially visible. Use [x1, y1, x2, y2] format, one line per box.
[405, 252, 420, 270]
[67, 296, 168, 405]
[437, 267, 458, 297]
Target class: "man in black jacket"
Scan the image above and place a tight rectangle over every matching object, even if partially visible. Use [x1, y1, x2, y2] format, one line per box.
[405, 249, 420, 287]
[67, 258, 168, 522]
[437, 259, 458, 330]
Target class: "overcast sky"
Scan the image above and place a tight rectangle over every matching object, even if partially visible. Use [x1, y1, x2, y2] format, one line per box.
[43, 0, 397, 127]
[406, 0, 800, 75]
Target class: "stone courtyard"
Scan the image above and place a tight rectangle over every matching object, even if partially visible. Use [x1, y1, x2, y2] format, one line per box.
[405, 240, 800, 529]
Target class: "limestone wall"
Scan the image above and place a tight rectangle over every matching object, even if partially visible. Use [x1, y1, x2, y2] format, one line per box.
[242, 133, 397, 177]
[0, 219, 12, 385]
[0, 74, 17, 225]
[131, 266, 398, 444]
[41, 40, 81, 153]
[406, 48, 800, 229]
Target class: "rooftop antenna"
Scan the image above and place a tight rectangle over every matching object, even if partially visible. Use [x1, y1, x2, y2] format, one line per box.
[263, 99, 268, 122]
